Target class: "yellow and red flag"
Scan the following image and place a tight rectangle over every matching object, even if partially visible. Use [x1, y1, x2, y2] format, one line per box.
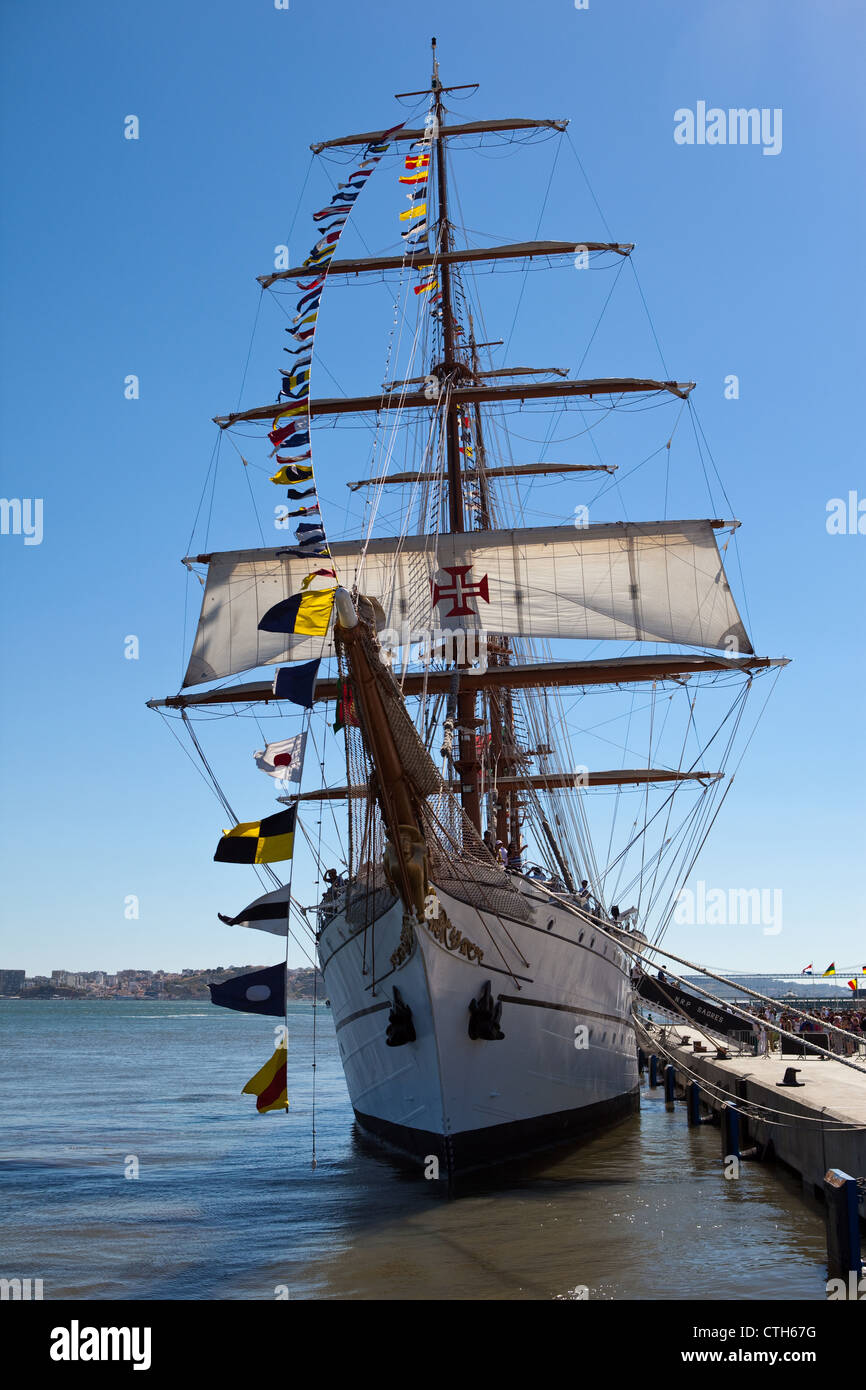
[242, 1045, 288, 1113]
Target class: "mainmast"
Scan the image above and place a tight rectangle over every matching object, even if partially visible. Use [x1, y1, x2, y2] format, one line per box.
[465, 316, 515, 849]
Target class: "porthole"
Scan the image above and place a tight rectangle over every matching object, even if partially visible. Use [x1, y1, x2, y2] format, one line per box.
[546, 918, 555, 932]
[590, 937, 595, 949]
[578, 931, 584, 943]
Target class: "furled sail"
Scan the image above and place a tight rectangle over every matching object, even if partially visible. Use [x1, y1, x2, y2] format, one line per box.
[182, 519, 751, 687]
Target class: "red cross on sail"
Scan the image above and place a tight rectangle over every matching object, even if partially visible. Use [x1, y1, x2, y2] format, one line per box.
[430, 564, 490, 618]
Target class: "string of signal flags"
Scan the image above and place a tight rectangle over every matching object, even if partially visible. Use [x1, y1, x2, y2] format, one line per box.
[210, 101, 455, 1110]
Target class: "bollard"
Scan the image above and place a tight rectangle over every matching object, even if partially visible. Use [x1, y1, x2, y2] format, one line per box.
[686, 1080, 702, 1126]
[664, 1063, 676, 1103]
[824, 1169, 863, 1279]
[721, 1103, 740, 1160]
[649, 1054, 659, 1088]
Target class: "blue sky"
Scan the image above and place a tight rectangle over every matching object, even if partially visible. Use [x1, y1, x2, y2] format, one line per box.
[0, 0, 863, 979]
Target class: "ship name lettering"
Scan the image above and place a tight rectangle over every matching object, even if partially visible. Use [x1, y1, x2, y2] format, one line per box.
[424, 912, 484, 963]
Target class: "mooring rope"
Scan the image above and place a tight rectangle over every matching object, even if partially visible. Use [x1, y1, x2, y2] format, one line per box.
[522, 876, 866, 1075]
[633, 1015, 866, 1132]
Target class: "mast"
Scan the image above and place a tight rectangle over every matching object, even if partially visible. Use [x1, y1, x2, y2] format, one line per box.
[431, 39, 482, 833]
[432, 44, 464, 535]
[465, 316, 511, 847]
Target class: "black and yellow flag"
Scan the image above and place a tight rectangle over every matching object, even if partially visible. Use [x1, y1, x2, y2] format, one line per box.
[214, 804, 296, 865]
[242, 1045, 288, 1113]
[258, 586, 336, 637]
[270, 462, 314, 486]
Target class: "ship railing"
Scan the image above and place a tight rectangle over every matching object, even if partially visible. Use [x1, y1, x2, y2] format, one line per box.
[316, 880, 349, 929]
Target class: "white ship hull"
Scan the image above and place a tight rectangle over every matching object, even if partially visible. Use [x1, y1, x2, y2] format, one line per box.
[318, 874, 639, 1179]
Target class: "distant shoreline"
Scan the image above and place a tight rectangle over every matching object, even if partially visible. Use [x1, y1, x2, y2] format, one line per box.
[0, 965, 325, 1005]
[0, 994, 324, 1003]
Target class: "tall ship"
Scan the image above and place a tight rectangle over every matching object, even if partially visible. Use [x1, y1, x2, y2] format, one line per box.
[150, 45, 786, 1181]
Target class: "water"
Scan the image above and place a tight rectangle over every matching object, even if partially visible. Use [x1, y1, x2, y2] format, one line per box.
[0, 1000, 829, 1300]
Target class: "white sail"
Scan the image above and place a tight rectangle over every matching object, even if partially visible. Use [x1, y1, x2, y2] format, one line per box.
[182, 520, 751, 686]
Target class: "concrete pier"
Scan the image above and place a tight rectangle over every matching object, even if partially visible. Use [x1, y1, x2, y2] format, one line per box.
[638, 1023, 866, 1220]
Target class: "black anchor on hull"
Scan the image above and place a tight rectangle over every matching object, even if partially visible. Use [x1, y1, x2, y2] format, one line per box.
[468, 980, 505, 1040]
[385, 987, 416, 1047]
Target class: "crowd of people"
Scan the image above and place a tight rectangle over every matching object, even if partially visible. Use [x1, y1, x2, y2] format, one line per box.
[742, 1001, 866, 1056]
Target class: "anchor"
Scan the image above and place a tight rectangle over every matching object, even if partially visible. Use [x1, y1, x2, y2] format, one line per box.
[468, 980, 505, 1041]
[385, 987, 416, 1047]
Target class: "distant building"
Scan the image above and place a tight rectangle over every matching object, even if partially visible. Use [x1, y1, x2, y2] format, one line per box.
[0, 970, 26, 995]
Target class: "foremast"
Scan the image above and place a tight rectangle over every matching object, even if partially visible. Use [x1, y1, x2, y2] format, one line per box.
[429, 42, 484, 834]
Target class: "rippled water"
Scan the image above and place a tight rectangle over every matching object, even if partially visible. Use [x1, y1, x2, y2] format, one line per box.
[0, 1000, 828, 1300]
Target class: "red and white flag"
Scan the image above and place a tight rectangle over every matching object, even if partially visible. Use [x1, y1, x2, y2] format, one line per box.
[253, 733, 306, 784]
